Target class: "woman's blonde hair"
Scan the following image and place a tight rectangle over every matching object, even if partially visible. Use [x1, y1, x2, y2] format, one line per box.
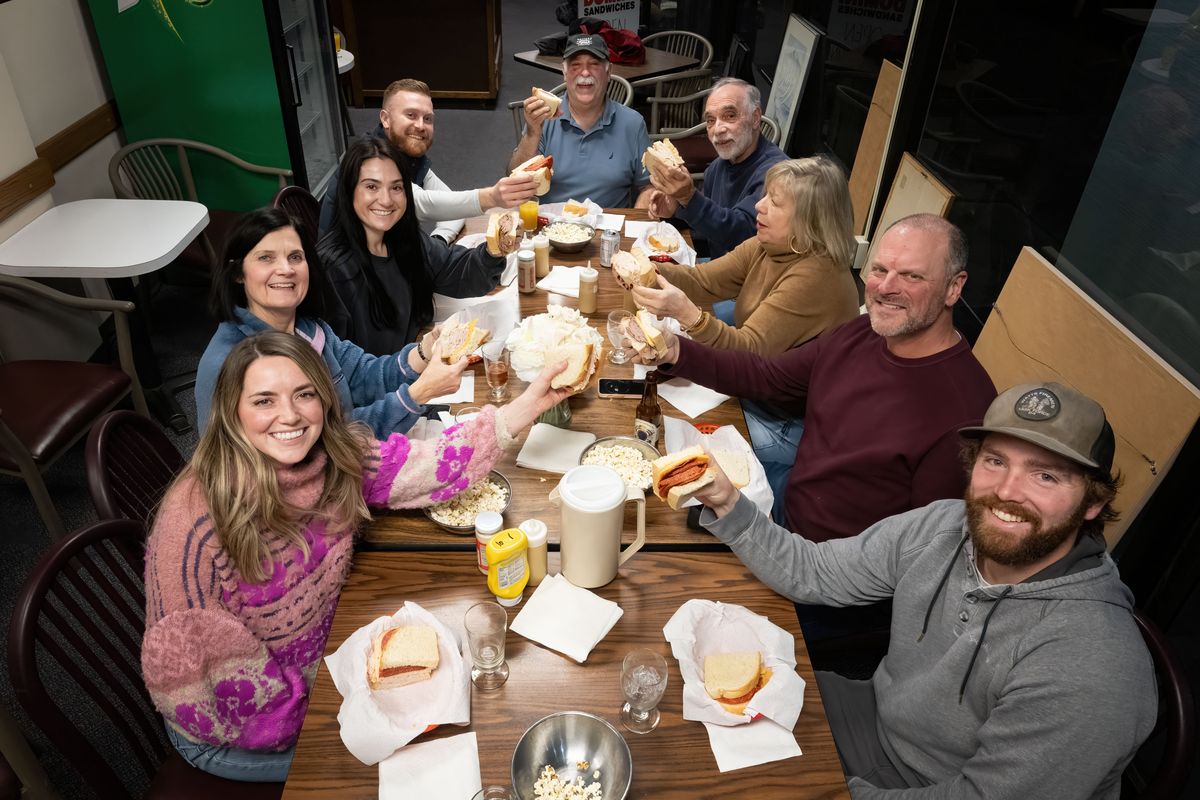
[764, 156, 855, 269]
[181, 331, 372, 582]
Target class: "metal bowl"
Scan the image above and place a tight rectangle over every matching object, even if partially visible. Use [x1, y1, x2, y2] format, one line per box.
[544, 221, 596, 254]
[422, 470, 511, 534]
[511, 711, 632, 800]
[579, 436, 659, 491]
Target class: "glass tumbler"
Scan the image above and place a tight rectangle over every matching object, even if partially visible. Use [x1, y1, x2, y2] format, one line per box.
[619, 648, 668, 734]
[464, 601, 509, 690]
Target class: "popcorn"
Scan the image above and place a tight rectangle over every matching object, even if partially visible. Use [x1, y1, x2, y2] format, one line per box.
[533, 765, 602, 800]
[582, 444, 653, 490]
[427, 477, 508, 527]
[505, 306, 604, 379]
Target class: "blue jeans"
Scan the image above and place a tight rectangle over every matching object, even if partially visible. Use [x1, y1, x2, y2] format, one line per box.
[712, 298, 735, 324]
[165, 721, 293, 783]
[741, 398, 804, 525]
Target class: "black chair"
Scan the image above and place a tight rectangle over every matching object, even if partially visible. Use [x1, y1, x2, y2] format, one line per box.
[1124, 610, 1196, 799]
[85, 410, 185, 526]
[7, 519, 283, 800]
[272, 185, 321, 248]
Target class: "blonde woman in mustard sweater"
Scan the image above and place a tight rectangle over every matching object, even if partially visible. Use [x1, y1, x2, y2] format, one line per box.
[143, 331, 568, 782]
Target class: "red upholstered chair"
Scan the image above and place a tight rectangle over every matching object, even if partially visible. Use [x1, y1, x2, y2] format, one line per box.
[85, 410, 184, 526]
[7, 519, 284, 800]
[0, 275, 149, 539]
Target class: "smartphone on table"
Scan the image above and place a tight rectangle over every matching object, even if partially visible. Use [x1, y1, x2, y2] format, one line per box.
[597, 378, 645, 399]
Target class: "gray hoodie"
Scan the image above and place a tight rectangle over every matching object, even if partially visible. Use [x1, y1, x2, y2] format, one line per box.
[703, 497, 1158, 799]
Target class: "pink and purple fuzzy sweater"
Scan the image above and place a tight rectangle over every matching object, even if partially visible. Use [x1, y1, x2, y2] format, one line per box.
[142, 410, 508, 751]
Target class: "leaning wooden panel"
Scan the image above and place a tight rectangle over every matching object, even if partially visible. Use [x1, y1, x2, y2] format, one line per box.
[973, 248, 1200, 545]
[860, 152, 954, 278]
[848, 60, 902, 235]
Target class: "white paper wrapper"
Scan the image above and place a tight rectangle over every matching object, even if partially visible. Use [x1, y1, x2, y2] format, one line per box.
[324, 602, 471, 765]
[541, 198, 604, 228]
[630, 221, 697, 267]
[661, 418, 773, 517]
[663, 599, 806, 729]
[504, 305, 604, 382]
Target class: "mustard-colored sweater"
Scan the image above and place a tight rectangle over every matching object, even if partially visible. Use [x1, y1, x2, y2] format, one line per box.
[659, 238, 859, 355]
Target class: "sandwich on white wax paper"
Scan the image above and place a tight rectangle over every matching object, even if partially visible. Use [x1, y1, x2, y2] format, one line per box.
[660, 418, 773, 516]
[325, 601, 471, 765]
[504, 305, 603, 390]
[631, 220, 697, 268]
[662, 598, 806, 729]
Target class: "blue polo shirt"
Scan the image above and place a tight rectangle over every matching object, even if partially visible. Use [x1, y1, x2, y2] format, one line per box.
[538, 99, 650, 208]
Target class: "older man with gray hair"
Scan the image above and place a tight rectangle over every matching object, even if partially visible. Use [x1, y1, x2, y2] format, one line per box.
[646, 77, 787, 258]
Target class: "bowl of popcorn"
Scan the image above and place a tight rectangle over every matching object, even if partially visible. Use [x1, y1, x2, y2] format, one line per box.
[511, 711, 632, 800]
[423, 470, 511, 533]
[544, 220, 596, 254]
[579, 436, 659, 492]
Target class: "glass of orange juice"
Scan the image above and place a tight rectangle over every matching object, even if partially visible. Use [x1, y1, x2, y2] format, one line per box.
[519, 199, 539, 232]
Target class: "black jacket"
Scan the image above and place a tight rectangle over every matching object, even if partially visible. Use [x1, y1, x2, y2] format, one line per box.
[317, 230, 503, 356]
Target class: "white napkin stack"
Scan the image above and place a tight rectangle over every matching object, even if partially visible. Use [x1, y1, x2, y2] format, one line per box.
[378, 731, 482, 799]
[656, 378, 730, 419]
[515, 423, 596, 473]
[661, 417, 773, 517]
[662, 599, 807, 771]
[425, 372, 475, 405]
[535, 265, 590, 298]
[325, 602, 472, 765]
[511, 574, 624, 662]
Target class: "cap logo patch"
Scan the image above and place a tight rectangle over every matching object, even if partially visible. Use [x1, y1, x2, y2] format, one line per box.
[577, 37, 594, 46]
[1014, 388, 1060, 421]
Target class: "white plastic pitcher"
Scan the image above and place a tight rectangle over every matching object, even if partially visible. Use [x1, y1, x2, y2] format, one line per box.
[549, 465, 646, 588]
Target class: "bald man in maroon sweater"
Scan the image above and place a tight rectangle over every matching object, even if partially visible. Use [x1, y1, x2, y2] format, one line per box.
[643, 214, 997, 543]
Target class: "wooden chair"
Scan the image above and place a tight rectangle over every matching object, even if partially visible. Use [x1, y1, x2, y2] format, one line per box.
[0, 275, 148, 539]
[639, 68, 715, 134]
[85, 410, 184, 526]
[1123, 610, 1196, 799]
[272, 184, 320, 248]
[109, 138, 292, 283]
[508, 76, 634, 143]
[6, 519, 284, 800]
[642, 30, 714, 70]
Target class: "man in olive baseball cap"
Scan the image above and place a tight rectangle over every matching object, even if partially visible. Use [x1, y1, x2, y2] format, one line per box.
[562, 33, 610, 61]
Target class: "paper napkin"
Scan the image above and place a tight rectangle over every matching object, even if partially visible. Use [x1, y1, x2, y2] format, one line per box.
[511, 574, 624, 662]
[535, 265, 590, 298]
[515, 422, 596, 473]
[426, 372, 475, 405]
[378, 731, 482, 799]
[325, 602, 471, 765]
[656, 377, 730, 419]
[703, 718, 803, 772]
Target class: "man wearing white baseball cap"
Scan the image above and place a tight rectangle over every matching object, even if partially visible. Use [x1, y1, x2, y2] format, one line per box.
[691, 381, 1158, 799]
[510, 34, 653, 208]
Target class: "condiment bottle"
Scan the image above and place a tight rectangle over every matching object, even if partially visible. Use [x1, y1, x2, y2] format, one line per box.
[533, 233, 550, 278]
[635, 369, 663, 449]
[485, 527, 530, 606]
[578, 263, 598, 314]
[475, 511, 503, 575]
[517, 247, 536, 293]
[519, 519, 549, 586]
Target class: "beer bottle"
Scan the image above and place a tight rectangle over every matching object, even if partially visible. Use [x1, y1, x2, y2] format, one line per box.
[635, 369, 663, 448]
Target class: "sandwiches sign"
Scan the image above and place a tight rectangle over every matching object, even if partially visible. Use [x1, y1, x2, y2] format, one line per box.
[579, 0, 640, 32]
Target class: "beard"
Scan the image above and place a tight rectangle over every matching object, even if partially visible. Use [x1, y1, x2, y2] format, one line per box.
[392, 130, 431, 158]
[866, 294, 943, 338]
[711, 124, 754, 161]
[966, 493, 1086, 567]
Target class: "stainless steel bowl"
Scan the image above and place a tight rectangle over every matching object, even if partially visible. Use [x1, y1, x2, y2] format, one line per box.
[511, 711, 632, 800]
[545, 221, 596, 254]
[422, 470, 512, 534]
[580, 435, 661, 463]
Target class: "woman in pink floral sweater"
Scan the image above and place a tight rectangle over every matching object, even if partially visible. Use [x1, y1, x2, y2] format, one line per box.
[143, 331, 568, 782]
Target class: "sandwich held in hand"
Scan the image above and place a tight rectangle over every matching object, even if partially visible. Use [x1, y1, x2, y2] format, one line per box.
[652, 445, 715, 509]
[704, 651, 773, 716]
[546, 342, 596, 392]
[642, 139, 685, 173]
[367, 624, 440, 690]
[619, 310, 668, 359]
[612, 249, 658, 291]
[511, 154, 554, 196]
[532, 86, 561, 117]
[438, 316, 490, 363]
[486, 211, 520, 256]
[711, 449, 750, 489]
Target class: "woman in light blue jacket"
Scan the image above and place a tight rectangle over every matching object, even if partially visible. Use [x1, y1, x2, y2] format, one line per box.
[195, 207, 466, 437]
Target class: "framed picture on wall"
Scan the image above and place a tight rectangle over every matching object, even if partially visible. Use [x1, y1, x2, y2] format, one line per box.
[764, 15, 822, 150]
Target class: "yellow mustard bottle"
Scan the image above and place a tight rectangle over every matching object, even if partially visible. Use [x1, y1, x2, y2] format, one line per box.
[485, 527, 529, 607]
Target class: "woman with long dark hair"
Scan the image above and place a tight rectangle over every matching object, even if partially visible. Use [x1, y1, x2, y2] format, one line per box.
[318, 135, 508, 354]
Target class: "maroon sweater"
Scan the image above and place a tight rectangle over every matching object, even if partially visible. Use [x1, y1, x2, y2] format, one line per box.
[668, 315, 996, 541]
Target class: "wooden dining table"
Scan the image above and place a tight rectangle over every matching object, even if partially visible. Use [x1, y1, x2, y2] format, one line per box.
[281, 551, 850, 799]
[364, 209, 748, 552]
[514, 48, 700, 83]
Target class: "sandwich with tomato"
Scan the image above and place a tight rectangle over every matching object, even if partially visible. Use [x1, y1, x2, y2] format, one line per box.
[367, 624, 440, 691]
[704, 651, 772, 716]
[511, 154, 554, 196]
